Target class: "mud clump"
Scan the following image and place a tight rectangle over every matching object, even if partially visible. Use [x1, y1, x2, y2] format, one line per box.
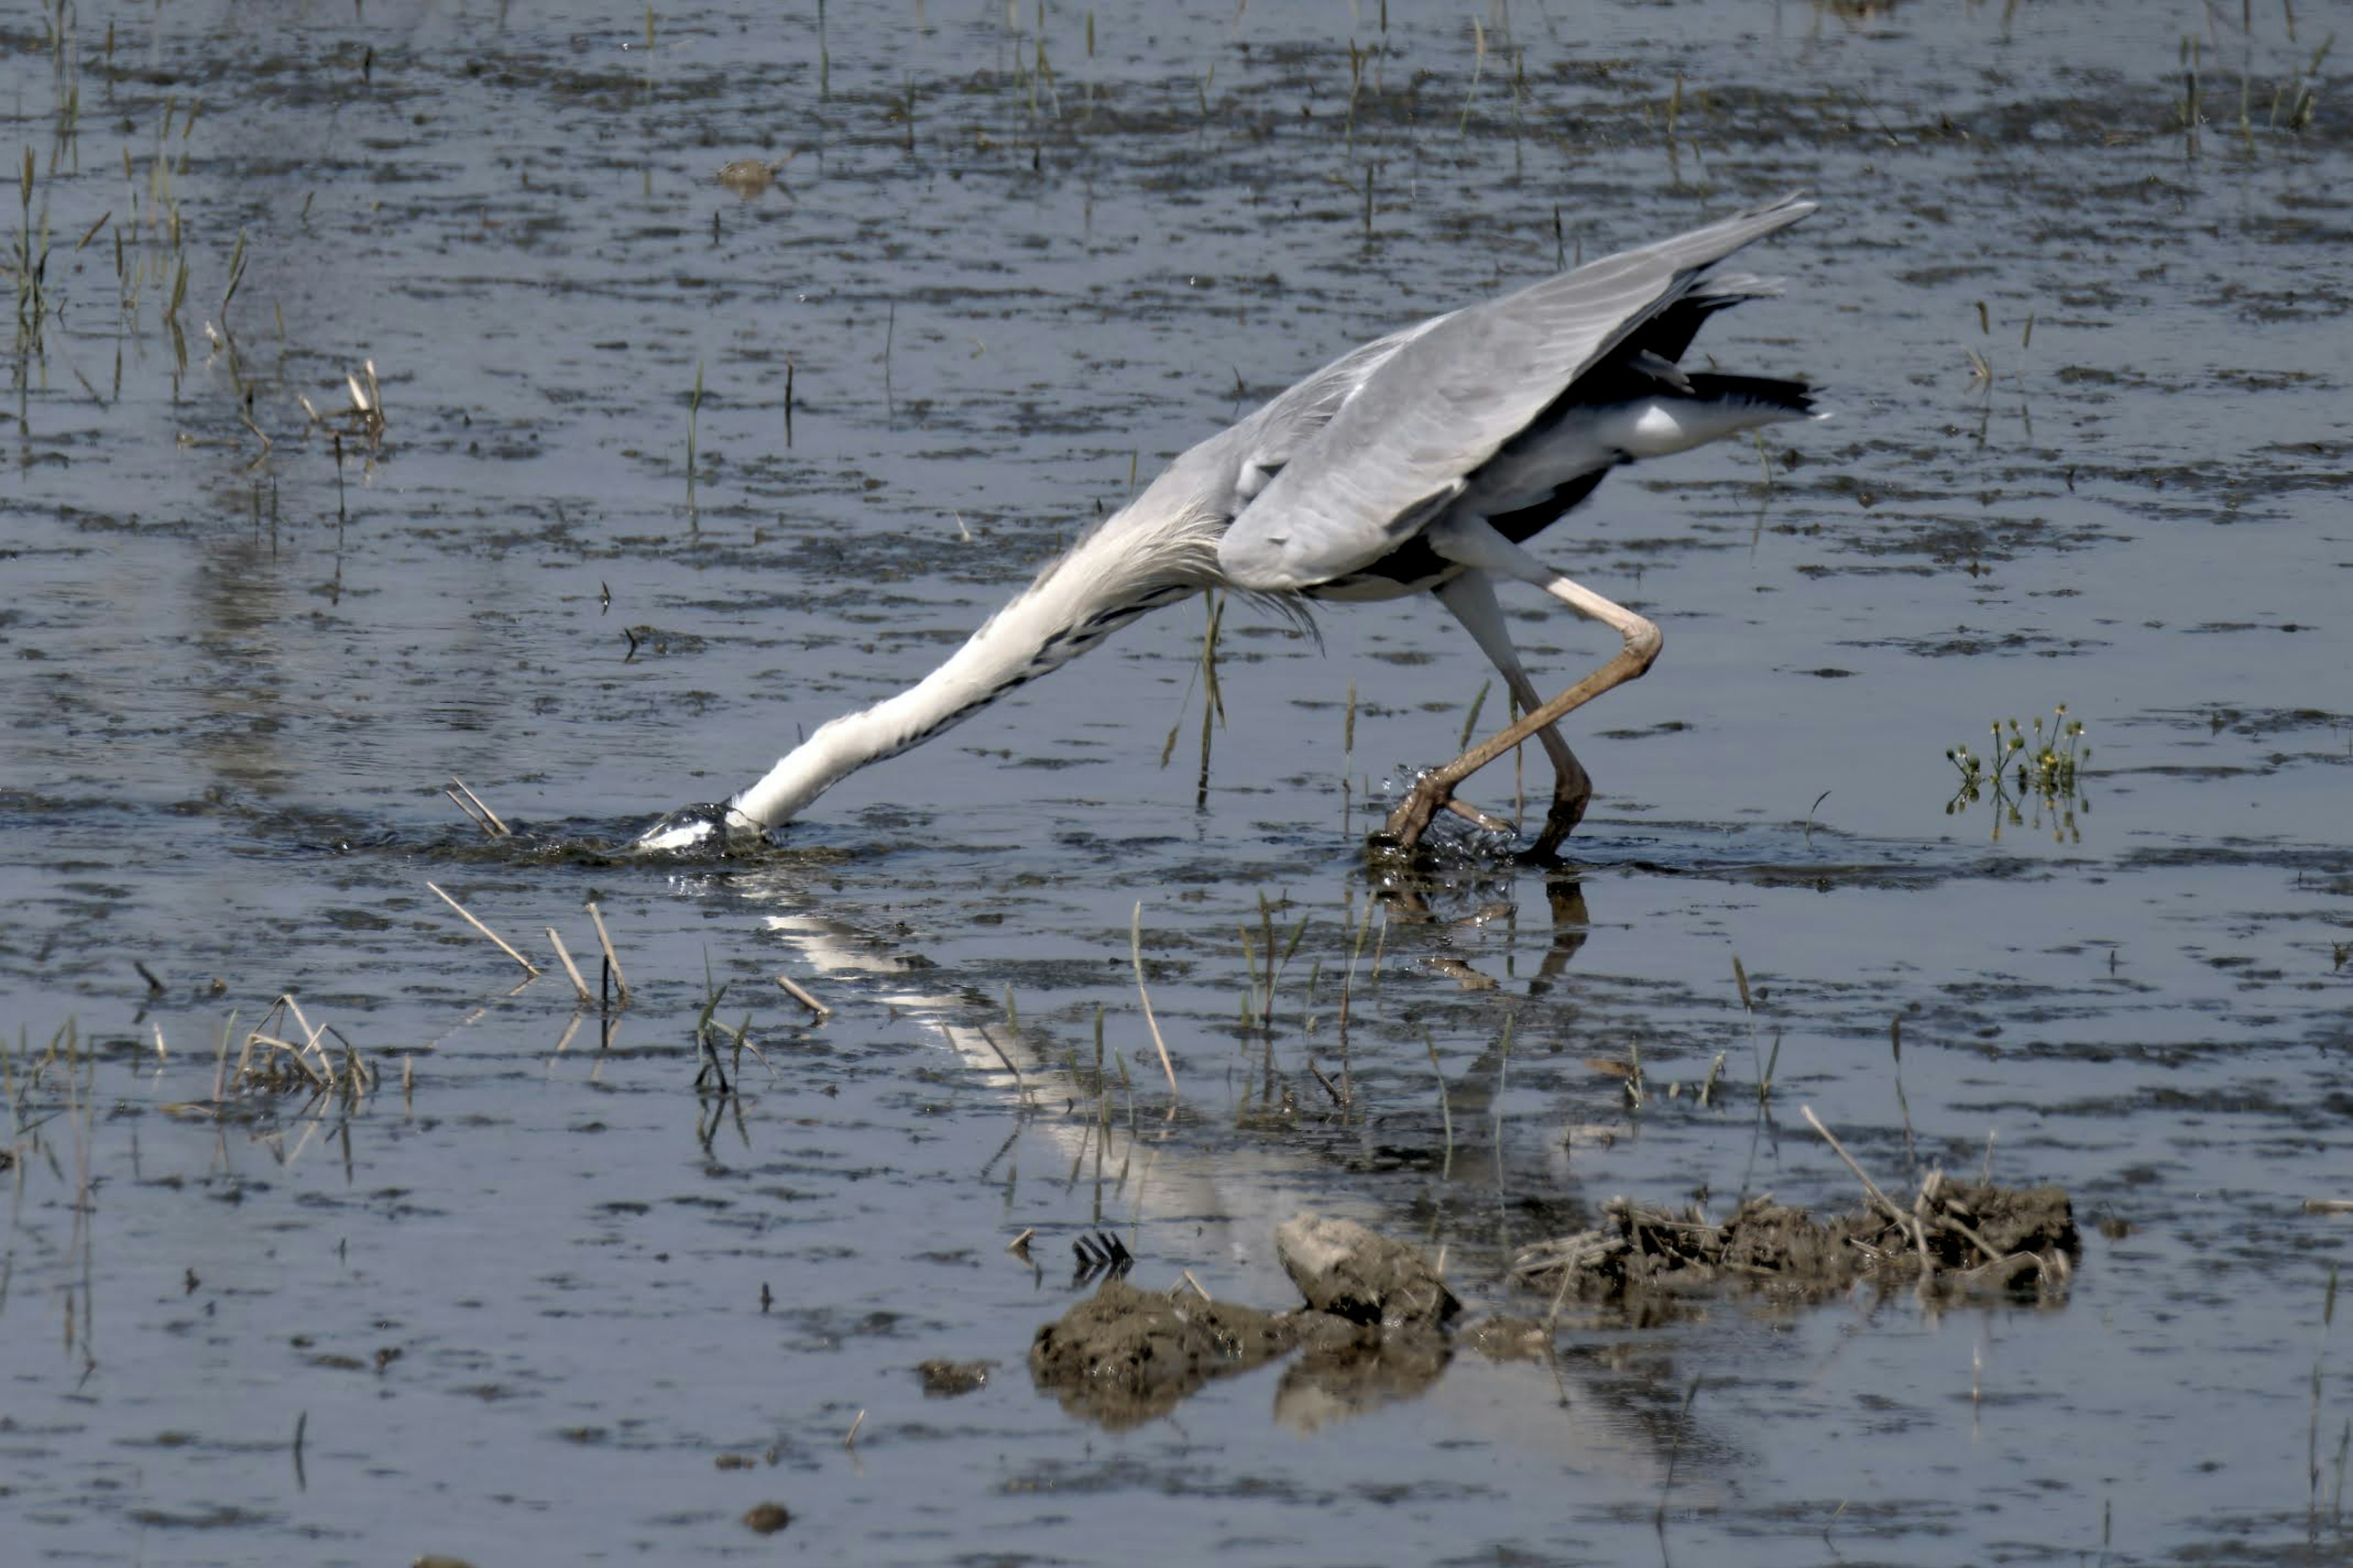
[915, 1358, 998, 1397]
[1274, 1214, 1461, 1330]
[1028, 1214, 1458, 1430]
[740, 1502, 792, 1535]
[1514, 1174, 2081, 1311]
[1028, 1279, 1303, 1430]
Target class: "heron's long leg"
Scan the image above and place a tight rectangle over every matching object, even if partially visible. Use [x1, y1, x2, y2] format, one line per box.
[1386, 518, 1662, 851]
[1433, 570, 1593, 855]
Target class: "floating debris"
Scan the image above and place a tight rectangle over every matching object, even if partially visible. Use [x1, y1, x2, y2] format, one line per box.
[715, 157, 794, 197]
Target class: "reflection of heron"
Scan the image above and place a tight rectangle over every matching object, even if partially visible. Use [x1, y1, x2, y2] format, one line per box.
[643, 196, 1818, 857]
[742, 864, 1623, 1438]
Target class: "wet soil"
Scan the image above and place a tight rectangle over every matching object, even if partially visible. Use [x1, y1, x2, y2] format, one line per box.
[1029, 1213, 1458, 1428]
[1031, 1277, 1308, 1429]
[1514, 1175, 2082, 1311]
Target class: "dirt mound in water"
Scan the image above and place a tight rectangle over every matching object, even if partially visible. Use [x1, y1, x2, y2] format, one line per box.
[1513, 1173, 2080, 1311]
[1029, 1178, 2081, 1428]
[1028, 1279, 1306, 1429]
[1028, 1215, 1457, 1430]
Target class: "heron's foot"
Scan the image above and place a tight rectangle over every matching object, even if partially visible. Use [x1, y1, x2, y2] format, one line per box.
[1446, 798, 1514, 834]
[1519, 786, 1591, 865]
[633, 801, 767, 855]
[1379, 773, 1510, 850]
[1379, 776, 1444, 849]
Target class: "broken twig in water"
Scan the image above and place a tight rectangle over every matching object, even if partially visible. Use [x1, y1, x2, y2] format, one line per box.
[426, 882, 540, 975]
[546, 927, 593, 1004]
[775, 973, 831, 1018]
[585, 900, 632, 1004]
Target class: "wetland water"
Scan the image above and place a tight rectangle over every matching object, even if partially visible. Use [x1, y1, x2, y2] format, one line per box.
[3, 1, 2349, 1562]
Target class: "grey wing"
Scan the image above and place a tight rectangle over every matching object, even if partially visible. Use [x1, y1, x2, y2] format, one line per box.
[1217, 193, 1816, 591]
[1129, 309, 1455, 528]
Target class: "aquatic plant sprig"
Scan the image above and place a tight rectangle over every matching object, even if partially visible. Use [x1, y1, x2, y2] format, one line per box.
[234, 994, 376, 1110]
[1946, 703, 2091, 843]
[298, 359, 386, 451]
[12, 145, 53, 345]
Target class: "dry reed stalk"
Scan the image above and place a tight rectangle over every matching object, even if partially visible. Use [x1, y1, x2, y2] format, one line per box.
[546, 928, 592, 1003]
[246, 996, 319, 1081]
[210, 1011, 235, 1104]
[1802, 1104, 1922, 1251]
[1129, 902, 1178, 1096]
[247, 1035, 329, 1089]
[441, 787, 487, 833]
[1304, 1050, 1347, 1108]
[974, 1026, 1033, 1108]
[280, 993, 323, 1051]
[427, 882, 540, 975]
[1921, 1175, 2007, 1265]
[447, 775, 510, 837]
[585, 900, 631, 1002]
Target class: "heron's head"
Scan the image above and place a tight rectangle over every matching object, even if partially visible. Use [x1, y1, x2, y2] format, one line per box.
[632, 801, 768, 854]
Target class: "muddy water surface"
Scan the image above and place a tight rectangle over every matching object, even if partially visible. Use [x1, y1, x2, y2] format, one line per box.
[3, 1, 2349, 1564]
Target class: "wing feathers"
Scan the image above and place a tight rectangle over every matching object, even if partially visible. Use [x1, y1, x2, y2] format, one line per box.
[1219, 194, 1814, 591]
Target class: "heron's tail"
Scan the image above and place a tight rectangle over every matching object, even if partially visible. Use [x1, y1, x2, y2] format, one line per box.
[1680, 373, 1822, 422]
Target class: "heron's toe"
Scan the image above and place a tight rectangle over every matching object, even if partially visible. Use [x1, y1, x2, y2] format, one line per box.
[1377, 774, 1451, 849]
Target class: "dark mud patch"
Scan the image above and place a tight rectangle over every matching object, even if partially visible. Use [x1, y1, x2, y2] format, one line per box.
[1513, 1175, 2081, 1315]
[1029, 1279, 1306, 1430]
[915, 1358, 997, 1397]
[1028, 1215, 1458, 1430]
[741, 1502, 792, 1535]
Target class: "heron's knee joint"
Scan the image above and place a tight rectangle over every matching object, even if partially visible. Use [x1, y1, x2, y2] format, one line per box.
[1623, 617, 1663, 670]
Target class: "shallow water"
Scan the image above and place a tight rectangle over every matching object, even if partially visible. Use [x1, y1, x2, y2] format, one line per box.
[3, 1, 2349, 1563]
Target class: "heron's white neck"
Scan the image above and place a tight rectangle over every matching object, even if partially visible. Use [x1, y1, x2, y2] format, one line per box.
[729, 502, 1230, 829]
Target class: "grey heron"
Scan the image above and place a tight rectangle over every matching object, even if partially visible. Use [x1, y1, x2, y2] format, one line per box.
[640, 194, 1819, 857]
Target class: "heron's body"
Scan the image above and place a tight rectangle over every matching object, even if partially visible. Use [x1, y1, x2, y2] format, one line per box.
[641, 195, 1819, 855]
